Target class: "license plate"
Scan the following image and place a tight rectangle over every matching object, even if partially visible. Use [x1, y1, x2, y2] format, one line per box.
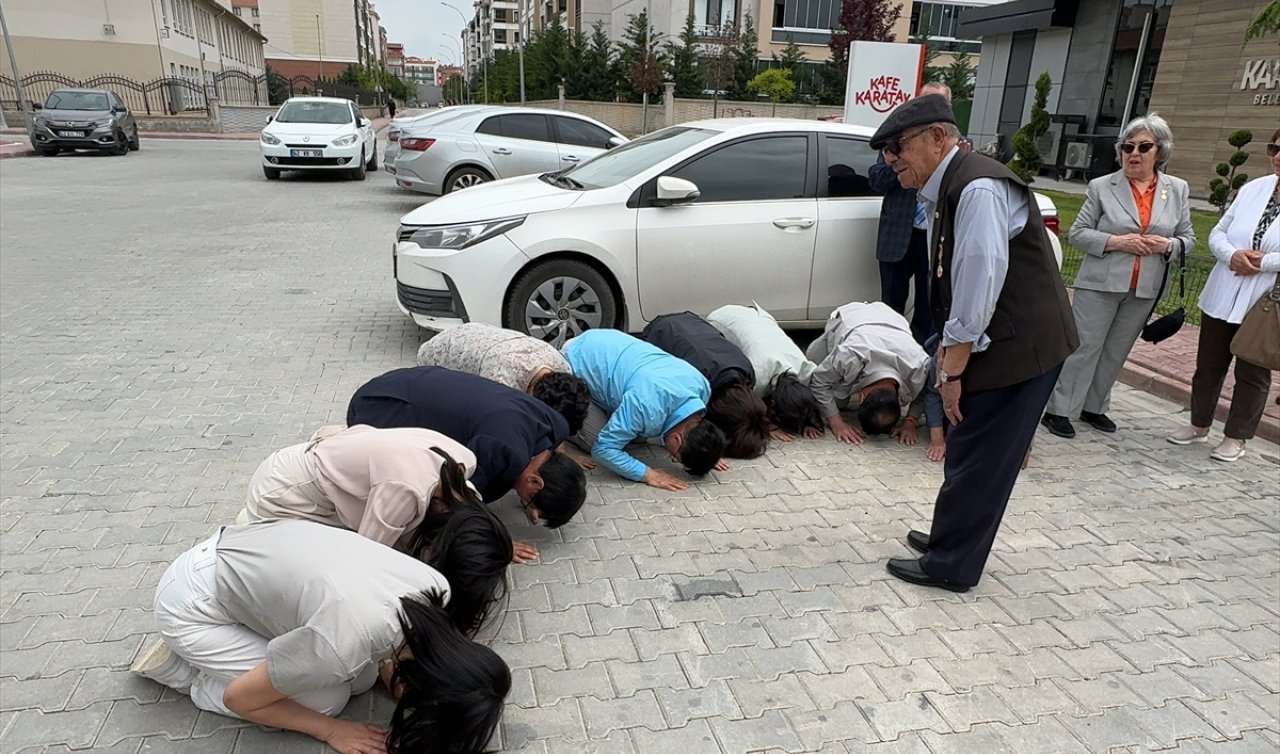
[60, 130, 85, 138]
[290, 149, 322, 158]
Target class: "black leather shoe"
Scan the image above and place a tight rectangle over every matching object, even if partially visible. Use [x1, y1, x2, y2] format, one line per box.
[906, 530, 930, 554]
[1040, 413, 1076, 438]
[886, 558, 969, 592]
[1079, 411, 1117, 433]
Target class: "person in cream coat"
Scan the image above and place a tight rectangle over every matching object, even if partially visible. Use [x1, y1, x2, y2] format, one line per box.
[1042, 113, 1196, 439]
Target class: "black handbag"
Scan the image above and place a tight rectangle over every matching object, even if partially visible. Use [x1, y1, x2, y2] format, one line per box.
[1140, 240, 1186, 344]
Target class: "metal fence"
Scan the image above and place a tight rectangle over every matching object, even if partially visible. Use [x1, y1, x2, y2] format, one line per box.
[0, 70, 381, 114]
[1060, 243, 1214, 326]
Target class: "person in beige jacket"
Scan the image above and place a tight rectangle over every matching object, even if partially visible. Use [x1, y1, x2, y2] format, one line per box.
[1042, 113, 1196, 439]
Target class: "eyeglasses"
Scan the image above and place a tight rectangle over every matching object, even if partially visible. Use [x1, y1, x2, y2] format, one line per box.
[1267, 144, 1280, 157]
[1120, 141, 1157, 154]
[883, 128, 932, 157]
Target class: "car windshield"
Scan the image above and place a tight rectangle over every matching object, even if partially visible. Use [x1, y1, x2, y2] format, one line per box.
[275, 101, 352, 124]
[558, 127, 716, 189]
[45, 91, 109, 111]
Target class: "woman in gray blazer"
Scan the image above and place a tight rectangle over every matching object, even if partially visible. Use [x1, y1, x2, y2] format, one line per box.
[1042, 113, 1196, 438]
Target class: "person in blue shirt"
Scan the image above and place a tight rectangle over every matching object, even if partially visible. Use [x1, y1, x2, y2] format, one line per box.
[563, 330, 728, 491]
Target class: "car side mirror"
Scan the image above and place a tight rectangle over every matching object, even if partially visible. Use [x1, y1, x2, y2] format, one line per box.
[266, 115, 273, 123]
[31, 102, 42, 111]
[360, 118, 371, 127]
[606, 136, 626, 150]
[655, 176, 700, 206]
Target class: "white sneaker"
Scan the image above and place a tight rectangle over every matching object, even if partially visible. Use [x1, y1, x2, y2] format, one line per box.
[130, 639, 194, 692]
[1167, 426, 1209, 445]
[1210, 439, 1247, 463]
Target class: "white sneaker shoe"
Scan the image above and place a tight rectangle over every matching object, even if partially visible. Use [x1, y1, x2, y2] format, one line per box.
[130, 639, 195, 692]
[1210, 439, 1247, 463]
[1167, 426, 1209, 445]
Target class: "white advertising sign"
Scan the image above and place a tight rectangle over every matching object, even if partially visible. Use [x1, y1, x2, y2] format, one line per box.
[842, 40, 926, 128]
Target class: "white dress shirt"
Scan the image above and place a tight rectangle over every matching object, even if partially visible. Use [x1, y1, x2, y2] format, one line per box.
[804, 302, 930, 418]
[1200, 174, 1280, 324]
[917, 145, 1030, 352]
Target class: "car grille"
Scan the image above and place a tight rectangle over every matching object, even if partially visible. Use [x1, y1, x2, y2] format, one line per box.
[284, 143, 321, 148]
[272, 156, 352, 167]
[397, 281, 462, 318]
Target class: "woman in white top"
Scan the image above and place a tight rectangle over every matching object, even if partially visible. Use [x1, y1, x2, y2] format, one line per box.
[131, 520, 510, 754]
[707, 303, 824, 440]
[1168, 128, 1280, 462]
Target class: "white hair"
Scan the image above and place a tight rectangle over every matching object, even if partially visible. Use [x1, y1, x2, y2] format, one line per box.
[1117, 112, 1174, 169]
[920, 81, 952, 103]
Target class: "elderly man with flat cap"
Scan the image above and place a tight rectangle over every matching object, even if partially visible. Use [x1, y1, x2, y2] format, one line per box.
[869, 94, 1078, 592]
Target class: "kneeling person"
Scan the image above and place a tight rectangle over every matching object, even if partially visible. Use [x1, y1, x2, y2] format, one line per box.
[563, 329, 727, 491]
[805, 301, 931, 444]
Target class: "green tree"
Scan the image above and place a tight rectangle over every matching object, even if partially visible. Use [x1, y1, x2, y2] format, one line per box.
[617, 11, 667, 102]
[1244, 0, 1280, 42]
[578, 21, 622, 100]
[524, 13, 574, 99]
[667, 14, 704, 98]
[909, 23, 943, 83]
[774, 35, 805, 72]
[943, 51, 975, 99]
[1007, 72, 1052, 182]
[747, 67, 795, 115]
[1209, 130, 1254, 213]
[728, 12, 759, 100]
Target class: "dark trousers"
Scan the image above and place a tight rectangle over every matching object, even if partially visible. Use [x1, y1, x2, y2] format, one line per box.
[879, 229, 933, 343]
[920, 365, 1061, 587]
[1190, 314, 1273, 440]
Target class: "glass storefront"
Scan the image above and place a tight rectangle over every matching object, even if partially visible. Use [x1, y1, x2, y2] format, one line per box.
[1097, 0, 1174, 128]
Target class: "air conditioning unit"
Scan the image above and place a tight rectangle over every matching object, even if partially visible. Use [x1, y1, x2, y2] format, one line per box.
[1063, 140, 1092, 170]
[103, 23, 116, 35]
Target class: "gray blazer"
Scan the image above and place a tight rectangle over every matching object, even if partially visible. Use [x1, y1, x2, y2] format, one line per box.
[1067, 171, 1197, 299]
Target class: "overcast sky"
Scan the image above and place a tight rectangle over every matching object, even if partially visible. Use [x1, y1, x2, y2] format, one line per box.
[375, 0, 472, 66]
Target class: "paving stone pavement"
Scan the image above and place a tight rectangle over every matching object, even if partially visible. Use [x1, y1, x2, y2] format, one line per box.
[1, 140, 1278, 754]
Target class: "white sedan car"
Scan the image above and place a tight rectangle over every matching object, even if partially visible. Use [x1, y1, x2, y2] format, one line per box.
[393, 119, 1064, 344]
[260, 96, 378, 181]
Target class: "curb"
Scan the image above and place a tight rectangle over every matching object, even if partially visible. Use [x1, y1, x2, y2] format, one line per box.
[1118, 360, 1280, 445]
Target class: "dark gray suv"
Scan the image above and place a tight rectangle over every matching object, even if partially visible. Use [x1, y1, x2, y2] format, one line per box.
[32, 88, 140, 156]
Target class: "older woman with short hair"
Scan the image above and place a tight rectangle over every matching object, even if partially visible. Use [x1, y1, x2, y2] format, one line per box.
[1042, 113, 1196, 438]
[1168, 128, 1280, 462]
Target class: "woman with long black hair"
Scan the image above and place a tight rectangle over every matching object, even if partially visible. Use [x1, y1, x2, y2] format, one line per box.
[132, 518, 510, 754]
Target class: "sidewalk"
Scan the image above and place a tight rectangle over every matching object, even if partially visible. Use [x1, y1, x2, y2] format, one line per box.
[0, 117, 391, 158]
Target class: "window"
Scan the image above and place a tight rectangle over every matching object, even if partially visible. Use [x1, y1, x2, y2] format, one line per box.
[493, 9, 508, 22]
[494, 28, 507, 43]
[822, 137, 877, 198]
[254, 23, 261, 32]
[554, 116, 614, 149]
[233, 6, 241, 15]
[670, 136, 809, 202]
[251, 7, 259, 16]
[479, 113, 550, 141]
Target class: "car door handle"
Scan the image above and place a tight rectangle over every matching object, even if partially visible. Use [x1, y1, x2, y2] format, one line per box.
[492, 147, 512, 155]
[772, 218, 816, 229]
[562, 155, 581, 162]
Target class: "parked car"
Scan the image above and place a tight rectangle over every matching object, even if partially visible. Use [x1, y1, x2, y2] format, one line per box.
[384, 105, 494, 175]
[31, 88, 139, 156]
[392, 106, 627, 195]
[259, 97, 377, 180]
[393, 119, 1064, 346]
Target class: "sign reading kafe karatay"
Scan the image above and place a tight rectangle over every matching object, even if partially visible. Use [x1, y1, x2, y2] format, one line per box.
[1240, 58, 1280, 105]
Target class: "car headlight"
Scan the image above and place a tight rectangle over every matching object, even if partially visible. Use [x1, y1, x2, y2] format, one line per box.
[332, 133, 359, 147]
[261, 132, 281, 145]
[400, 217, 526, 250]
[33, 115, 49, 127]
[94, 118, 113, 128]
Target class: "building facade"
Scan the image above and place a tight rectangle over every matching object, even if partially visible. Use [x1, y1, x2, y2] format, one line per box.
[0, 0, 266, 84]
[385, 42, 405, 77]
[255, 0, 366, 78]
[960, 0, 1276, 194]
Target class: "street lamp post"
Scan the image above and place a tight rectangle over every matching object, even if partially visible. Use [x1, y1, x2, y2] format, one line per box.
[441, 2, 485, 104]
[517, 0, 525, 105]
[440, 34, 467, 104]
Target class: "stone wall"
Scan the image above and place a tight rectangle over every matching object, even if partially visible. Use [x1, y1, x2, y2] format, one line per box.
[2, 109, 218, 133]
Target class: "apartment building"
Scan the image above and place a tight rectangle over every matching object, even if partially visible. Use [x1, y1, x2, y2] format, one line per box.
[385, 42, 405, 77]
[403, 56, 439, 88]
[254, 0, 375, 78]
[0, 0, 266, 84]
[461, 0, 519, 74]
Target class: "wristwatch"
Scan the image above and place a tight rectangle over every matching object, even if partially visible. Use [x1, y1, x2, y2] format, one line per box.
[937, 367, 964, 384]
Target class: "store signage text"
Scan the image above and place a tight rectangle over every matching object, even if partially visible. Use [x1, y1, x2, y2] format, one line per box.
[1239, 58, 1280, 105]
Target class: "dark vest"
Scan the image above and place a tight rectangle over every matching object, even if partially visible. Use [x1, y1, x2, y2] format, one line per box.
[929, 151, 1079, 392]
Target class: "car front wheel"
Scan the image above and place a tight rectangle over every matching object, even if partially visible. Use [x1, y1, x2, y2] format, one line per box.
[504, 259, 618, 348]
[348, 149, 367, 180]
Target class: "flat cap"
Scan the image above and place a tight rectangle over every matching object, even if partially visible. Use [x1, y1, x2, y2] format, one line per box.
[868, 94, 957, 150]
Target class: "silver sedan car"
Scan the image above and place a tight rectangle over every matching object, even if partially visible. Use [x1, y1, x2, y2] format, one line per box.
[392, 106, 627, 195]
[384, 106, 495, 175]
